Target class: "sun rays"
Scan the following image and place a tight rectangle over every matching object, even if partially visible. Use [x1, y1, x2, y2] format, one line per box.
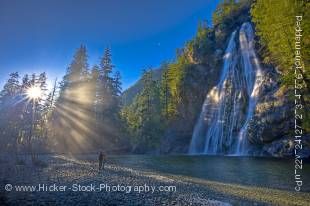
[26, 86, 42, 100]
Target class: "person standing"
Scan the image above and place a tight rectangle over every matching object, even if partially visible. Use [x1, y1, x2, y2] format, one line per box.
[98, 151, 103, 171]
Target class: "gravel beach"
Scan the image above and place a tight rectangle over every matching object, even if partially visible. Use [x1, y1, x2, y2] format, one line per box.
[0, 155, 309, 206]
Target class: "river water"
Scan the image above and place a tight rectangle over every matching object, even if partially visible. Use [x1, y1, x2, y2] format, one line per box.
[110, 155, 310, 192]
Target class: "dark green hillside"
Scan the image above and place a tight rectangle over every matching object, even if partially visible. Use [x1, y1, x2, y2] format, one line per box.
[121, 68, 163, 106]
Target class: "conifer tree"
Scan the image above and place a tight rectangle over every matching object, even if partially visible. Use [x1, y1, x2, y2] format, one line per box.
[0, 72, 21, 153]
[112, 71, 122, 97]
[100, 47, 113, 78]
[160, 65, 170, 118]
[53, 45, 91, 152]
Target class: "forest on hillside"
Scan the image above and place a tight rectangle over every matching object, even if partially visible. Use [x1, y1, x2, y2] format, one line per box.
[0, 0, 309, 159]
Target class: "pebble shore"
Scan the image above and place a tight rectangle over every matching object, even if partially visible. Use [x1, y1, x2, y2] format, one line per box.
[0, 155, 309, 206]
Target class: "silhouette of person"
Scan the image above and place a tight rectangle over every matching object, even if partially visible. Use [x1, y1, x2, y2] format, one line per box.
[99, 151, 103, 171]
[99, 151, 107, 171]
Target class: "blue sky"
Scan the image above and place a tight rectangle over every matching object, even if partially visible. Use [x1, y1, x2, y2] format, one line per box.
[0, 0, 219, 90]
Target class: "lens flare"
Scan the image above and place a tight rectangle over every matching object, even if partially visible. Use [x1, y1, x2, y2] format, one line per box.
[26, 86, 42, 100]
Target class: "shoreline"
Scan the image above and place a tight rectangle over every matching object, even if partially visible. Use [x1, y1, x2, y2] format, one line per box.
[1, 155, 309, 205]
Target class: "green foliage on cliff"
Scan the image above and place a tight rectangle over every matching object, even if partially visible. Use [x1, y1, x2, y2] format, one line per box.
[213, 0, 251, 26]
[251, 0, 310, 132]
[185, 22, 215, 63]
[212, 0, 252, 49]
[251, 0, 309, 83]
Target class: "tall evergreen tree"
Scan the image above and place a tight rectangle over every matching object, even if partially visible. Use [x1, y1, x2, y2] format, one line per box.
[97, 47, 114, 115]
[0, 72, 21, 153]
[100, 47, 113, 78]
[0, 72, 20, 98]
[160, 65, 170, 118]
[68, 45, 89, 83]
[53, 45, 92, 152]
[112, 71, 122, 97]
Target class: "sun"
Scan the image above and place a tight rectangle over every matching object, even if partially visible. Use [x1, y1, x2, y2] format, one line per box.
[26, 86, 42, 100]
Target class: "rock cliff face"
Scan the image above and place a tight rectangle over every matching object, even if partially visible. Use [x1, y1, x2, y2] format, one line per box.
[159, 63, 220, 154]
[248, 67, 310, 157]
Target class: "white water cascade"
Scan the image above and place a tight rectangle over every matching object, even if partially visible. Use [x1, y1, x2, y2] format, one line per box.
[189, 22, 263, 155]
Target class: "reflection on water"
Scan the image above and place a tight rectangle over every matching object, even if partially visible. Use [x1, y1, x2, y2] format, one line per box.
[110, 155, 310, 191]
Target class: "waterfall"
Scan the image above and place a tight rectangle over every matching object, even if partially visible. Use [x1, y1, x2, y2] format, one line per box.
[189, 22, 263, 155]
[235, 22, 263, 155]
